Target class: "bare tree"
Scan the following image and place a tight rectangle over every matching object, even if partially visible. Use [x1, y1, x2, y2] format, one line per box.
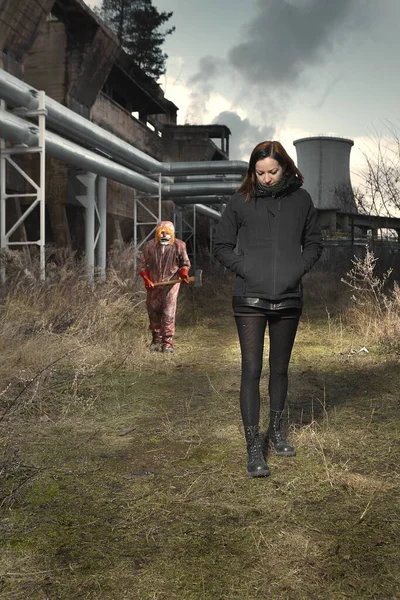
[359, 124, 400, 217]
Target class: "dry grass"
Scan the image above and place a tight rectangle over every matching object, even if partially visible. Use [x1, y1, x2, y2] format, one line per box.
[341, 248, 400, 353]
[0, 246, 151, 422]
[0, 248, 399, 599]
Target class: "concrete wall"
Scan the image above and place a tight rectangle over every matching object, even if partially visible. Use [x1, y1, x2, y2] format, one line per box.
[23, 9, 119, 112]
[91, 93, 164, 161]
[23, 19, 68, 104]
[163, 125, 230, 163]
[0, 0, 55, 74]
[163, 137, 224, 163]
[20, 9, 166, 244]
[163, 139, 212, 162]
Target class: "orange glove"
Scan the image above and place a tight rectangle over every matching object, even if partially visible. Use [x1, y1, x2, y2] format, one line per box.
[179, 267, 190, 284]
[139, 269, 154, 290]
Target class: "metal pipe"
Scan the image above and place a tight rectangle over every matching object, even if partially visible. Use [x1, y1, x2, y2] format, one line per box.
[174, 174, 243, 182]
[0, 108, 240, 199]
[173, 195, 229, 205]
[0, 107, 159, 194]
[194, 204, 221, 221]
[0, 69, 248, 176]
[96, 176, 107, 279]
[0, 101, 6, 283]
[193, 205, 196, 267]
[84, 173, 97, 281]
[47, 131, 160, 194]
[38, 91, 46, 281]
[0, 108, 39, 147]
[162, 182, 239, 198]
[0, 71, 38, 110]
[164, 161, 247, 176]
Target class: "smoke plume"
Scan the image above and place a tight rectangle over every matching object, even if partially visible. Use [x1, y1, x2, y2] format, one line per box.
[212, 111, 275, 161]
[185, 0, 366, 154]
[228, 0, 358, 87]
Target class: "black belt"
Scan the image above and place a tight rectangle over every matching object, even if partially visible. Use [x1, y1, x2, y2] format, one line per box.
[232, 296, 303, 311]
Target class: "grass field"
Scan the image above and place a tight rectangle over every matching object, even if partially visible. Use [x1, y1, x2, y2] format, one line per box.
[1, 259, 399, 599]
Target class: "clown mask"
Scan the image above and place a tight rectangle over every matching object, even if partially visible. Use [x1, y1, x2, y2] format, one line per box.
[155, 221, 175, 246]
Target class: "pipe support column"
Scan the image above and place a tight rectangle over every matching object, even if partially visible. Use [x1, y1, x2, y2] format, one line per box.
[96, 176, 107, 279]
[76, 172, 97, 281]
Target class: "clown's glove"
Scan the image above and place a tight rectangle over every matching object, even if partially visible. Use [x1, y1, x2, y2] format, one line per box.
[139, 269, 154, 290]
[179, 267, 190, 284]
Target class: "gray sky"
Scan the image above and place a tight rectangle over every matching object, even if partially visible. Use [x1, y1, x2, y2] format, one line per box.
[85, 0, 400, 184]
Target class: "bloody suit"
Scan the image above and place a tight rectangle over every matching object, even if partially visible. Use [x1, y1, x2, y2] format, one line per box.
[138, 222, 191, 349]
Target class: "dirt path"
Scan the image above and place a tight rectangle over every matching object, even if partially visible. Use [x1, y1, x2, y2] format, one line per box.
[1, 305, 399, 599]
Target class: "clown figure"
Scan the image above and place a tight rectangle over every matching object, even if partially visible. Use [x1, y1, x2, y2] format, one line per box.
[138, 221, 191, 353]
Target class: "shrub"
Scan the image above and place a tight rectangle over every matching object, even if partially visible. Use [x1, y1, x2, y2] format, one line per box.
[341, 248, 400, 352]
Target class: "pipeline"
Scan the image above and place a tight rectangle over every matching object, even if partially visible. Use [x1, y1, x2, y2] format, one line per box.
[0, 69, 248, 177]
[173, 174, 243, 182]
[0, 107, 239, 198]
[0, 108, 39, 147]
[193, 204, 221, 221]
[163, 181, 238, 197]
[174, 195, 229, 205]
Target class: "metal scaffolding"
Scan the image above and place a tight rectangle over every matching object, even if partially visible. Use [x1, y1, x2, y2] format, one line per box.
[173, 204, 196, 268]
[0, 71, 242, 281]
[133, 173, 162, 271]
[0, 91, 46, 280]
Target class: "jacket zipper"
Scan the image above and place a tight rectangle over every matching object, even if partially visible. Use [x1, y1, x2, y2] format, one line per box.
[273, 197, 281, 298]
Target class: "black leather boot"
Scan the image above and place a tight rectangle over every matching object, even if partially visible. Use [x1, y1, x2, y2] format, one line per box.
[244, 425, 270, 478]
[268, 410, 296, 457]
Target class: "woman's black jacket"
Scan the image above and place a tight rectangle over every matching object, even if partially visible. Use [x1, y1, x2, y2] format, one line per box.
[213, 183, 323, 301]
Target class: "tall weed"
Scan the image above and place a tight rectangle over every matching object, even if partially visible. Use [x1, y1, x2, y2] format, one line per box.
[341, 248, 400, 352]
[0, 246, 147, 419]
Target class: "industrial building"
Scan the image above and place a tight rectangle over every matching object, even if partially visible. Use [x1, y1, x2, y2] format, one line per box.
[0, 0, 399, 279]
[294, 136, 400, 259]
[0, 0, 238, 273]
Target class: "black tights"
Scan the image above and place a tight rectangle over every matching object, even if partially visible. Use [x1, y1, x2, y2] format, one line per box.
[234, 315, 299, 427]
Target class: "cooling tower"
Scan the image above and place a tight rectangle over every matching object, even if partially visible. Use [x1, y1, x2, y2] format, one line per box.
[293, 136, 357, 213]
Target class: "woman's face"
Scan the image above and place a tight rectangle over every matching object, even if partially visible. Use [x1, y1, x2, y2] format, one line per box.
[255, 157, 284, 186]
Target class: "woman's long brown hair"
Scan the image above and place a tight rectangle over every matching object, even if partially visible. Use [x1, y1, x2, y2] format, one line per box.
[237, 140, 304, 202]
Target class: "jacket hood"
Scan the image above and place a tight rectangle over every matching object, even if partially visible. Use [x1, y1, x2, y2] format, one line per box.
[284, 174, 303, 195]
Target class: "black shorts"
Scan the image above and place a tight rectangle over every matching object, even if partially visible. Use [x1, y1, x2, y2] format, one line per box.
[232, 296, 302, 319]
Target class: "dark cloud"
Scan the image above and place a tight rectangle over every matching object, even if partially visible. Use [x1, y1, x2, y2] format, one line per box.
[228, 0, 359, 86]
[212, 111, 275, 160]
[185, 0, 367, 151]
[189, 56, 223, 85]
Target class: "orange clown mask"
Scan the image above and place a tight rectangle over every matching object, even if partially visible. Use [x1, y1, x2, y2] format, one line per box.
[155, 221, 175, 246]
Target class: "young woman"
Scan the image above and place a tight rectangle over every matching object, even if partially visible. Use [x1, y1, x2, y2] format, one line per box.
[213, 140, 323, 478]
